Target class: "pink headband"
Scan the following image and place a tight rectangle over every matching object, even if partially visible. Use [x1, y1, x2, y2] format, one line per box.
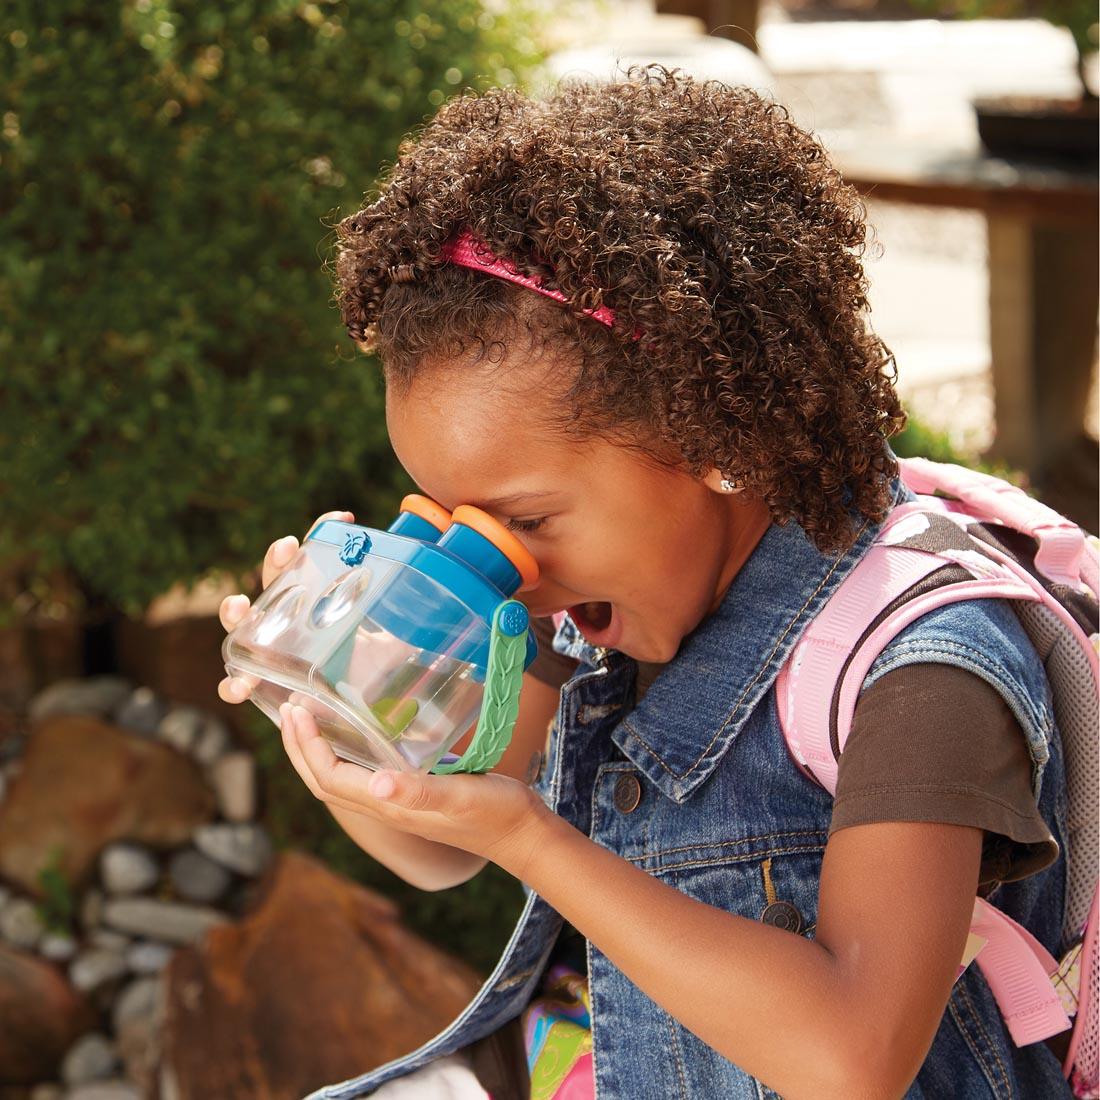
[439, 229, 619, 329]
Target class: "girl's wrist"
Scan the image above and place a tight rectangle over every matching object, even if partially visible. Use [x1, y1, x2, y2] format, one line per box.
[495, 800, 579, 887]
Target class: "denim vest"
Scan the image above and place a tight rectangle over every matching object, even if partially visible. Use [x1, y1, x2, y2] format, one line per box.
[308, 488, 1071, 1100]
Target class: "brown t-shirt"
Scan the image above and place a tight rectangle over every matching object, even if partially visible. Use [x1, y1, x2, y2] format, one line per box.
[527, 617, 1058, 887]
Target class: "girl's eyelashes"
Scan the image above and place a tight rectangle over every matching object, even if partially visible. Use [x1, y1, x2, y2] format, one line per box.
[504, 515, 548, 534]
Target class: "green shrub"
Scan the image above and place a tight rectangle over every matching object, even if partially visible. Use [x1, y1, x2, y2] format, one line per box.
[891, 418, 967, 465]
[892, 416, 1023, 485]
[0, 0, 542, 619]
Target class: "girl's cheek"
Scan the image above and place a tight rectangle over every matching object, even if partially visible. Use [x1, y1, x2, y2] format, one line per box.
[531, 523, 629, 599]
[523, 533, 566, 578]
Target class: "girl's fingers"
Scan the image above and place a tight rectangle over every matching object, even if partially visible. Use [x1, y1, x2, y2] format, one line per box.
[305, 509, 355, 540]
[279, 705, 376, 815]
[217, 674, 258, 704]
[261, 511, 354, 590]
[288, 705, 404, 814]
[261, 535, 300, 590]
[218, 593, 252, 632]
[220, 512, 355, 710]
[279, 705, 329, 802]
[218, 595, 257, 704]
[289, 705, 446, 818]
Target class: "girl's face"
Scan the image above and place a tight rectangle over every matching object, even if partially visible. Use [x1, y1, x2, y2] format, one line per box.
[385, 359, 771, 664]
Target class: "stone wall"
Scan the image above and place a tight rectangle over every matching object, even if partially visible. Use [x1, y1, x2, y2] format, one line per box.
[0, 678, 480, 1100]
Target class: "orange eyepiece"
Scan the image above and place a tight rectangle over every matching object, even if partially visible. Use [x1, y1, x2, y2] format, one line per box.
[451, 505, 540, 591]
[399, 494, 452, 534]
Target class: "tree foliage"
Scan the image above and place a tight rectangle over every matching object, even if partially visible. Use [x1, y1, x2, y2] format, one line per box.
[0, 0, 541, 616]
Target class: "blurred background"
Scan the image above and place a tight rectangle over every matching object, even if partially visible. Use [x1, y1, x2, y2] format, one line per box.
[0, 1, 1096, 1096]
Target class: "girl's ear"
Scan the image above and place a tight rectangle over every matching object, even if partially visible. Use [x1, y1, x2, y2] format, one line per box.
[703, 468, 744, 495]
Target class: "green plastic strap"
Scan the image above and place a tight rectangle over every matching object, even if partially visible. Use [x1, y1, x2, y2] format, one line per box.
[431, 600, 529, 775]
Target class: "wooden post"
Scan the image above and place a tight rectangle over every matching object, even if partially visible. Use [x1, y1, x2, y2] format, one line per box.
[655, 0, 761, 50]
[986, 213, 1099, 484]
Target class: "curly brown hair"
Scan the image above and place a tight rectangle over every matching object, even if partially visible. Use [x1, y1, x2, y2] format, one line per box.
[332, 66, 905, 552]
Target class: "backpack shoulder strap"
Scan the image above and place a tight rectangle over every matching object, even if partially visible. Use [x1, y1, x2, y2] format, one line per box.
[899, 456, 1096, 596]
[774, 499, 1073, 1049]
[775, 504, 1038, 795]
[775, 471, 1089, 1057]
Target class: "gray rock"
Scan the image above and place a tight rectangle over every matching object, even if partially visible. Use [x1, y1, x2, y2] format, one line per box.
[99, 842, 160, 895]
[193, 822, 272, 877]
[168, 847, 232, 904]
[30, 1084, 64, 1100]
[113, 686, 166, 736]
[211, 751, 257, 822]
[66, 1083, 141, 1100]
[192, 716, 232, 766]
[61, 1032, 118, 1085]
[29, 677, 131, 722]
[113, 975, 162, 1033]
[81, 888, 104, 930]
[69, 947, 128, 992]
[0, 895, 45, 949]
[0, 883, 11, 911]
[39, 931, 78, 961]
[156, 706, 204, 754]
[101, 897, 228, 945]
[89, 928, 132, 952]
[126, 940, 174, 974]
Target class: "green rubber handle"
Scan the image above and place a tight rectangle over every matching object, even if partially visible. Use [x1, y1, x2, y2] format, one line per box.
[431, 600, 529, 774]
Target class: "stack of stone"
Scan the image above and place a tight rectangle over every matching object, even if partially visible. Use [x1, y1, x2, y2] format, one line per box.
[0, 678, 271, 1099]
[1, 676, 484, 1100]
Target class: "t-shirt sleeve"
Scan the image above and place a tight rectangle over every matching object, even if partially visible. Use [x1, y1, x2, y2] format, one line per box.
[525, 615, 580, 689]
[830, 663, 1059, 887]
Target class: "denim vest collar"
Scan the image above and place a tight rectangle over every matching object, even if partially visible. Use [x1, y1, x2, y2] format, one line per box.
[555, 502, 890, 803]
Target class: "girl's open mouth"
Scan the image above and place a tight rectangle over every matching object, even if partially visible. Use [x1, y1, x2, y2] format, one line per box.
[568, 601, 622, 649]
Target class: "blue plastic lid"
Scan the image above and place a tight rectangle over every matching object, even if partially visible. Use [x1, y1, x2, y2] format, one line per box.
[387, 496, 452, 543]
[307, 520, 537, 674]
[436, 523, 521, 594]
[388, 511, 446, 542]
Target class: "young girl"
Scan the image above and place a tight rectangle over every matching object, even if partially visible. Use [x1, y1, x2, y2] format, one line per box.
[219, 68, 1069, 1098]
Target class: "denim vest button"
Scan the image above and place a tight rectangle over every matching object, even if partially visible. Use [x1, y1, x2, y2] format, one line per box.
[613, 773, 642, 813]
[761, 900, 802, 934]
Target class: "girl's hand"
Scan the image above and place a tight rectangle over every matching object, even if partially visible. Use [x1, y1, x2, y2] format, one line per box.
[216, 510, 355, 705]
[279, 702, 552, 878]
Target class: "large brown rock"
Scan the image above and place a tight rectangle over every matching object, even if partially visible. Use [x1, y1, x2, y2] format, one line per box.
[0, 716, 215, 897]
[0, 944, 96, 1083]
[160, 851, 483, 1100]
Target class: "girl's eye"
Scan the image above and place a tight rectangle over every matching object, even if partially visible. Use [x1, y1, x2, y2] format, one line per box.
[504, 516, 547, 534]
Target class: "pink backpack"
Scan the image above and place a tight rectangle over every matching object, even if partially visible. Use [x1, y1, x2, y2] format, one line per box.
[776, 457, 1099, 1097]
